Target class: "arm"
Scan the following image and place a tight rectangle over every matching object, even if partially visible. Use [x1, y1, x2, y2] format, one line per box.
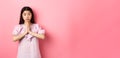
[29, 31, 45, 40]
[13, 30, 27, 42]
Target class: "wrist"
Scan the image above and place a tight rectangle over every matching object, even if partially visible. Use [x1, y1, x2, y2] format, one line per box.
[29, 31, 33, 35]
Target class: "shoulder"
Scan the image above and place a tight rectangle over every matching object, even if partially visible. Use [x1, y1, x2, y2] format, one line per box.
[13, 24, 23, 31]
[32, 24, 41, 27]
[32, 23, 42, 29]
[14, 24, 23, 28]
[32, 23, 39, 26]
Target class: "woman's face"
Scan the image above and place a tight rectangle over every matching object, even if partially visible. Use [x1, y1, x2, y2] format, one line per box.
[22, 10, 32, 22]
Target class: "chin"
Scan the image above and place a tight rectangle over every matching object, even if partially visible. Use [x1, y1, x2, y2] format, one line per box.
[26, 19, 30, 21]
[25, 20, 30, 22]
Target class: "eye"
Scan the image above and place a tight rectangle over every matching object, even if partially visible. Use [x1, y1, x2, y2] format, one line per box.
[23, 13, 26, 16]
[28, 13, 30, 15]
[28, 13, 31, 16]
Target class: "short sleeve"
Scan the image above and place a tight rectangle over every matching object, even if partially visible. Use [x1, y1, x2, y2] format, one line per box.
[12, 25, 21, 35]
[35, 24, 45, 34]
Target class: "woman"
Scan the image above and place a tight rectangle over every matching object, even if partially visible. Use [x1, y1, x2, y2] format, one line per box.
[12, 6, 45, 58]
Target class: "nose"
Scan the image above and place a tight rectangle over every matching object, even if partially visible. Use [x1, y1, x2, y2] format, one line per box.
[26, 15, 29, 18]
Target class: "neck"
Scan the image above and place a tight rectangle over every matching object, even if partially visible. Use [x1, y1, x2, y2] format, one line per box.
[24, 21, 31, 26]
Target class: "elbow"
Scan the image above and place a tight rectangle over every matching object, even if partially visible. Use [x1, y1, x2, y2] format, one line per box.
[13, 38, 17, 42]
[41, 35, 45, 40]
[39, 35, 45, 40]
[13, 37, 17, 42]
[42, 36, 45, 40]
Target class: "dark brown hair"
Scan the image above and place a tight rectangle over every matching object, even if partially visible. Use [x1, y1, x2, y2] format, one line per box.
[19, 6, 35, 24]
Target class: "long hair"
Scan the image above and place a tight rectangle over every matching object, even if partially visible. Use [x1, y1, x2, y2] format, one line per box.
[19, 6, 35, 24]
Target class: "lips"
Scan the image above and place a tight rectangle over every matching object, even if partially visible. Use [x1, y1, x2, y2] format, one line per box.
[26, 19, 30, 20]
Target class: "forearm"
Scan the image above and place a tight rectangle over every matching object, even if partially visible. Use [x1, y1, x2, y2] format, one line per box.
[29, 31, 45, 39]
[13, 32, 26, 42]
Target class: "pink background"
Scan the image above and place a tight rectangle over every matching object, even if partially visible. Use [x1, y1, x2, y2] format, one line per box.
[0, 0, 120, 58]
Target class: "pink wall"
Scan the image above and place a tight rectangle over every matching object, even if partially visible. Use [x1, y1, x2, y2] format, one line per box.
[0, 0, 120, 58]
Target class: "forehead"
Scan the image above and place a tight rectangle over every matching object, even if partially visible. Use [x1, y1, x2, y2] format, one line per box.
[23, 10, 31, 13]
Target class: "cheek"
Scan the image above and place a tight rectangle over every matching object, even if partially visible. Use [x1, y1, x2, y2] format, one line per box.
[22, 16, 26, 19]
[29, 15, 32, 19]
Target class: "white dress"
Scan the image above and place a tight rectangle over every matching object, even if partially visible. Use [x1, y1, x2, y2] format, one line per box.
[12, 24, 45, 58]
